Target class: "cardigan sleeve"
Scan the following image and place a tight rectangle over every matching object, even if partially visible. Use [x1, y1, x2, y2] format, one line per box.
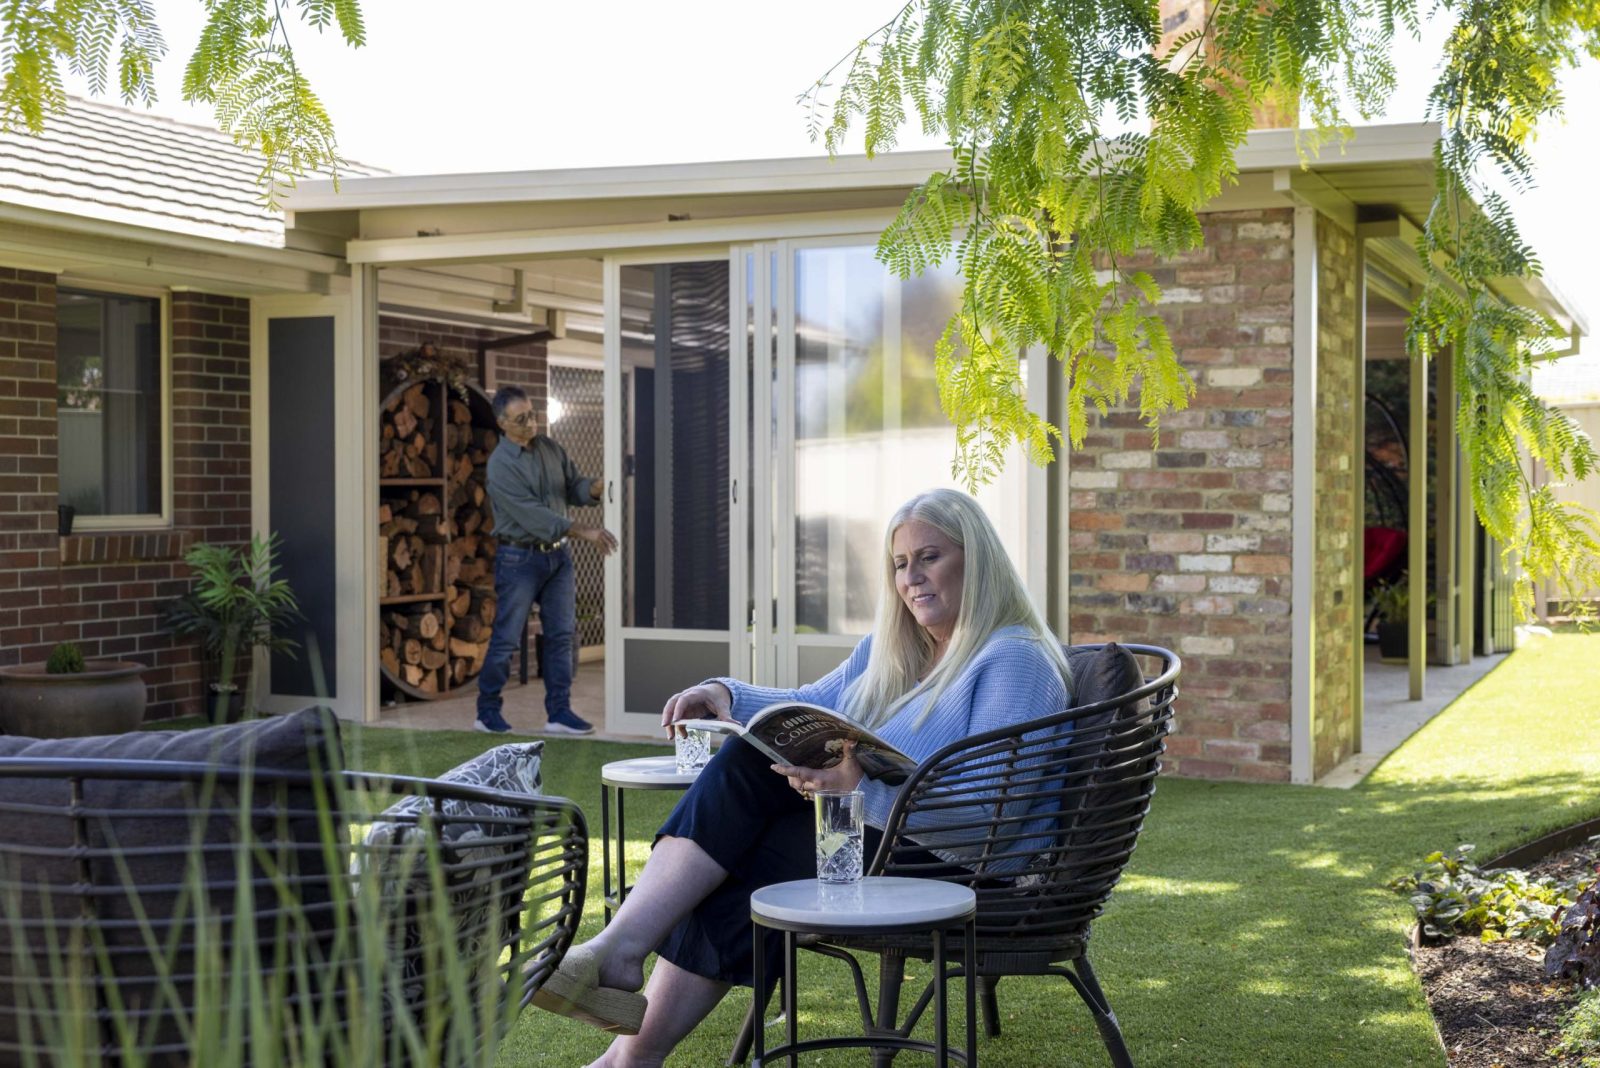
[708, 635, 874, 725]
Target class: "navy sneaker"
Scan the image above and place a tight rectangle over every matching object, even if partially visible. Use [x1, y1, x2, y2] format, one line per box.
[542, 710, 595, 736]
[475, 711, 513, 734]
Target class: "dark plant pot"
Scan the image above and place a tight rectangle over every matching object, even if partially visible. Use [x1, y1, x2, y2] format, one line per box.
[205, 684, 247, 725]
[0, 661, 147, 737]
[1377, 621, 1409, 661]
[57, 504, 75, 536]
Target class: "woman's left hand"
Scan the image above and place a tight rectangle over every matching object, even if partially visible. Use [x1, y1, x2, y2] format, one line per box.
[772, 742, 864, 799]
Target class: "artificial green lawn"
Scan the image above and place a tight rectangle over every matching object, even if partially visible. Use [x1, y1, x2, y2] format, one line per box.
[343, 632, 1600, 1066]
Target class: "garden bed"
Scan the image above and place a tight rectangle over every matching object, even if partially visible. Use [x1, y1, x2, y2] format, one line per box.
[1413, 836, 1599, 1067]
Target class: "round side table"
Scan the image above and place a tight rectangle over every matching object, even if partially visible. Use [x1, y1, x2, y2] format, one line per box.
[750, 877, 977, 1067]
[599, 755, 699, 923]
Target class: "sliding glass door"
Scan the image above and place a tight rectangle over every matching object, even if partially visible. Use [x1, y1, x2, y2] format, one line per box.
[603, 254, 745, 735]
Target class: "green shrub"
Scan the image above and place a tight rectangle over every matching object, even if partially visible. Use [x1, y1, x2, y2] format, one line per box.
[1389, 845, 1587, 944]
[1554, 987, 1600, 1065]
[45, 642, 85, 674]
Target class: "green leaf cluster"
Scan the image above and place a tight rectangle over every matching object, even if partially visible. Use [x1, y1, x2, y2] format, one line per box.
[1388, 844, 1591, 944]
[1, 0, 364, 205]
[163, 533, 302, 715]
[813, 0, 1600, 620]
[45, 640, 85, 674]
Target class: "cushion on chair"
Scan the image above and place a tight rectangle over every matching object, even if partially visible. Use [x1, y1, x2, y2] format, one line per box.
[358, 742, 545, 1014]
[0, 709, 345, 1058]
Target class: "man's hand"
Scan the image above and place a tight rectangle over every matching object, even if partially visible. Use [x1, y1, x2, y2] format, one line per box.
[589, 479, 604, 501]
[773, 742, 864, 797]
[661, 682, 733, 736]
[569, 523, 618, 555]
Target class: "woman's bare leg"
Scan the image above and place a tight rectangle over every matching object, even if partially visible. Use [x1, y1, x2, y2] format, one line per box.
[579, 834, 728, 992]
[585, 960, 732, 1068]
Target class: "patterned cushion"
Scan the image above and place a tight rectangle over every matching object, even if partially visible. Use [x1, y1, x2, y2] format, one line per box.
[358, 742, 544, 1012]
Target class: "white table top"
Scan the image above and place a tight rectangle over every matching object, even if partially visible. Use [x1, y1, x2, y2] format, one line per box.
[750, 877, 976, 928]
[601, 754, 701, 787]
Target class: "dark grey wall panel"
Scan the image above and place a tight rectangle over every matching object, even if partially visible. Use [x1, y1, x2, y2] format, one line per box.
[268, 317, 337, 698]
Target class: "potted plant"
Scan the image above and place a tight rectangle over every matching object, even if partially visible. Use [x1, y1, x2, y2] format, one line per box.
[1372, 579, 1432, 662]
[0, 640, 147, 737]
[163, 534, 302, 723]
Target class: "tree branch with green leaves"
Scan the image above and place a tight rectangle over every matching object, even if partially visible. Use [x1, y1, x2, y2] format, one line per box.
[810, 0, 1600, 622]
[0, 0, 364, 205]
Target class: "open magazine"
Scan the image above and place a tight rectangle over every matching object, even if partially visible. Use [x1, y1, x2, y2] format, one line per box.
[680, 702, 918, 785]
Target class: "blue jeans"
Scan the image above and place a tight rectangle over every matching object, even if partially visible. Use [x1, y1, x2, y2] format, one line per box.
[476, 544, 576, 721]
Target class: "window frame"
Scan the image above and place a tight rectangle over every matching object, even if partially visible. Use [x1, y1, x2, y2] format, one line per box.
[55, 282, 173, 531]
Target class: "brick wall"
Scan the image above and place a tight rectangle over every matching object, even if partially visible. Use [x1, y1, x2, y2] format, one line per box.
[0, 273, 252, 720]
[1313, 216, 1359, 775]
[1068, 208, 1296, 781]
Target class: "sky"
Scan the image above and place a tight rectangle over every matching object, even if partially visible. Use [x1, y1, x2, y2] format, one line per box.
[66, 0, 1600, 394]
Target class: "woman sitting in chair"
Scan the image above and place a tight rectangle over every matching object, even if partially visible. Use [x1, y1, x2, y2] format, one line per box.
[533, 487, 1073, 1067]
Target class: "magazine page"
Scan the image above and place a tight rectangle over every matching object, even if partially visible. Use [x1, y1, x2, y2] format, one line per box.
[745, 703, 918, 785]
[678, 706, 919, 784]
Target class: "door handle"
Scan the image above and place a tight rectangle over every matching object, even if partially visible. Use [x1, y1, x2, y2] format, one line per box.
[731, 478, 738, 504]
[607, 480, 614, 503]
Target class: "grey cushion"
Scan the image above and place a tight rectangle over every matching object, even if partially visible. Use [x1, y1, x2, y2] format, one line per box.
[0, 709, 345, 1060]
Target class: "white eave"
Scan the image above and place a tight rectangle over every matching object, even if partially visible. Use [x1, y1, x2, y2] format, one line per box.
[285, 122, 1445, 216]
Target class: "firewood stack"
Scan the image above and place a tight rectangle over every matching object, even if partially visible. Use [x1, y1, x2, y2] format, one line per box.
[377, 375, 502, 698]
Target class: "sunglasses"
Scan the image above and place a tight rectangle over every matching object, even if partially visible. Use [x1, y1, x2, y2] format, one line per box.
[503, 411, 535, 426]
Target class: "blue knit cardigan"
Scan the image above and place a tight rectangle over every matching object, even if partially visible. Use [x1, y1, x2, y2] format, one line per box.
[713, 624, 1073, 863]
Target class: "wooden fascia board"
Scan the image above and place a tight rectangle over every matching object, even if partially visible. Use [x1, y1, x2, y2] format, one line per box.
[1272, 168, 1358, 231]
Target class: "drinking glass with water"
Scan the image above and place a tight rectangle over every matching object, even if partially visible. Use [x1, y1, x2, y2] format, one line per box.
[674, 727, 711, 775]
[814, 789, 864, 883]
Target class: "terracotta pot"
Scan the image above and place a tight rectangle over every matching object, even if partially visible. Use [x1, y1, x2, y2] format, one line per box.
[0, 661, 148, 738]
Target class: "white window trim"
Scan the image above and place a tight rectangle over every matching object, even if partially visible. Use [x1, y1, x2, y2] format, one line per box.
[57, 281, 173, 531]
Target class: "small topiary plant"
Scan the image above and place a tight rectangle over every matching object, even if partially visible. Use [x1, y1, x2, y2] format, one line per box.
[45, 641, 85, 674]
[1389, 845, 1585, 944]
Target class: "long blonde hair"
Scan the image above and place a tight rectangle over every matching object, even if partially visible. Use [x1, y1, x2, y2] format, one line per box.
[841, 489, 1070, 729]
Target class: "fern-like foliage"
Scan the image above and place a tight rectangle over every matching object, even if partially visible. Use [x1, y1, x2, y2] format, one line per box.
[811, 0, 1600, 622]
[2, 0, 363, 205]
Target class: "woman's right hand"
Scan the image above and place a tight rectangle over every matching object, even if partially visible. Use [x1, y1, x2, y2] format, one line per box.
[660, 682, 733, 736]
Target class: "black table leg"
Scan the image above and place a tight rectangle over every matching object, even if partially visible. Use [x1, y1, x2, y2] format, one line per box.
[614, 787, 628, 909]
[783, 931, 799, 1067]
[934, 927, 949, 1068]
[964, 918, 977, 1066]
[600, 784, 613, 924]
[752, 920, 766, 1068]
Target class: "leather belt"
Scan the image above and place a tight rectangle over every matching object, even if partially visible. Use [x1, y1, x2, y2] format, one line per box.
[499, 536, 567, 552]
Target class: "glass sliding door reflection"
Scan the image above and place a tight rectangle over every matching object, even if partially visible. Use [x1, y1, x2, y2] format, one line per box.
[788, 244, 1029, 682]
[618, 260, 734, 715]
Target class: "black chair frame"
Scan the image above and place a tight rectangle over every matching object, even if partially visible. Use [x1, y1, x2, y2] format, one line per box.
[0, 758, 587, 1065]
[730, 643, 1179, 1067]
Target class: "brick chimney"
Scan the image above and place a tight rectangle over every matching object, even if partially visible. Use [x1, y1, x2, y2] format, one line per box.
[1156, 0, 1299, 130]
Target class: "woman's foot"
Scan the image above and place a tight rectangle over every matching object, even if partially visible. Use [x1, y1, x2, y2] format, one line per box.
[529, 943, 648, 1035]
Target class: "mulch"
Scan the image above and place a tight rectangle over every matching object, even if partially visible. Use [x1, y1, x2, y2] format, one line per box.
[1412, 838, 1599, 1068]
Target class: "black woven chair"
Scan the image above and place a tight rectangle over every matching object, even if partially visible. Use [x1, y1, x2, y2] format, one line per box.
[0, 758, 587, 1066]
[729, 642, 1179, 1067]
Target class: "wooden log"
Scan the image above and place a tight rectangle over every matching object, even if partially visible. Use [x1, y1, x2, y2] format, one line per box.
[417, 671, 438, 695]
[449, 636, 482, 659]
[451, 659, 469, 685]
[381, 515, 419, 537]
[406, 563, 423, 593]
[381, 449, 403, 477]
[391, 537, 413, 571]
[452, 617, 485, 642]
[402, 664, 424, 686]
[393, 405, 418, 439]
[380, 646, 400, 676]
[449, 586, 472, 617]
[451, 399, 470, 425]
[378, 503, 393, 524]
[414, 492, 442, 516]
[428, 627, 447, 652]
[420, 647, 448, 672]
[404, 383, 430, 419]
[402, 638, 423, 665]
[474, 591, 497, 626]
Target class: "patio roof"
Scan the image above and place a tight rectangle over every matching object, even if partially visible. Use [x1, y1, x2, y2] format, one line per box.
[282, 121, 1583, 340]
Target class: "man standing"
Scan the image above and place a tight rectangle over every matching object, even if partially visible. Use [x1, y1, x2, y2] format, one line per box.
[476, 384, 617, 735]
